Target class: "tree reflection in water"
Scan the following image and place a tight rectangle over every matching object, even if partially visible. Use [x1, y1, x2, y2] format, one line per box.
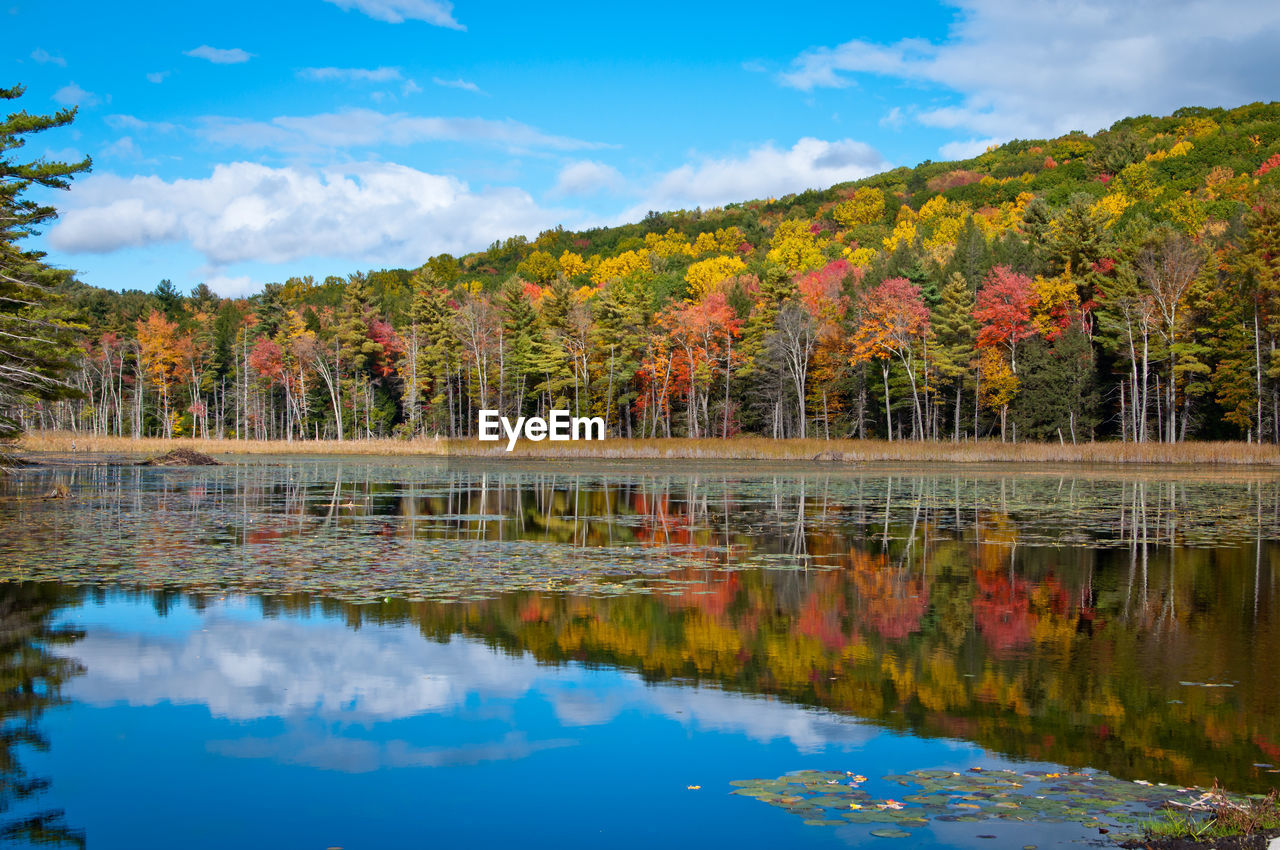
[0, 461, 1278, 796]
[0, 583, 85, 848]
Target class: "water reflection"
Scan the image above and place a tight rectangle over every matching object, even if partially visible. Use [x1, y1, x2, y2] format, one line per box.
[57, 599, 876, 759]
[0, 560, 1276, 847]
[0, 460, 1277, 828]
[0, 584, 85, 848]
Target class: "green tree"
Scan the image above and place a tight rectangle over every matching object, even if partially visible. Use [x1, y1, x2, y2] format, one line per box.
[152, 278, 183, 321]
[336, 272, 383, 438]
[590, 276, 651, 436]
[932, 273, 977, 440]
[408, 282, 458, 435]
[499, 279, 539, 416]
[0, 85, 91, 441]
[1010, 326, 1098, 442]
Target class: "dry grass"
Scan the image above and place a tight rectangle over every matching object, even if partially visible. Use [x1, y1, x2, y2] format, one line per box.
[486, 436, 1280, 465]
[13, 431, 1280, 466]
[14, 432, 451, 457]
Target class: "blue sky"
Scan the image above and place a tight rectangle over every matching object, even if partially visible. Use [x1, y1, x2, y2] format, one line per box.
[11, 0, 1280, 296]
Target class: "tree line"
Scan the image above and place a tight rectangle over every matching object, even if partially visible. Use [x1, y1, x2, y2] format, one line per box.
[7, 90, 1280, 444]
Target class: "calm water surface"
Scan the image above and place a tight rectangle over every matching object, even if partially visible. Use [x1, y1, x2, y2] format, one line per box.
[1, 457, 1277, 848]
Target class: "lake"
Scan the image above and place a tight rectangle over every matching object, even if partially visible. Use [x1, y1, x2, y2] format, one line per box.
[1, 457, 1277, 848]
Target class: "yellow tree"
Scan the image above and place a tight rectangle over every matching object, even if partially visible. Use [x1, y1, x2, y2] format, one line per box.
[558, 250, 591, 280]
[978, 348, 1019, 440]
[135, 310, 186, 438]
[685, 256, 747, 300]
[591, 250, 650, 286]
[832, 187, 885, 228]
[767, 219, 826, 272]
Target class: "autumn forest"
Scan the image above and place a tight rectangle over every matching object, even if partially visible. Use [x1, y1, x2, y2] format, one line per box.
[18, 101, 1280, 445]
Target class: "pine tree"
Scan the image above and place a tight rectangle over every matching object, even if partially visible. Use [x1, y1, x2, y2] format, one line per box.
[408, 282, 457, 435]
[590, 276, 650, 436]
[336, 272, 382, 438]
[499, 279, 538, 417]
[932, 273, 977, 440]
[0, 85, 91, 441]
[1010, 326, 1098, 442]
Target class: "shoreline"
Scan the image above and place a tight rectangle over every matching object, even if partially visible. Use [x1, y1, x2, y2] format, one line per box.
[12, 432, 1280, 466]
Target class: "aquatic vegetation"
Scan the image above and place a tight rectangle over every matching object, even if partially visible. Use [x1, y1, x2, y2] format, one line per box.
[729, 768, 1259, 841]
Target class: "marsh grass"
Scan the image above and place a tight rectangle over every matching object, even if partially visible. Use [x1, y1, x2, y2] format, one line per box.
[1143, 787, 1280, 842]
[14, 433, 452, 457]
[13, 431, 1280, 465]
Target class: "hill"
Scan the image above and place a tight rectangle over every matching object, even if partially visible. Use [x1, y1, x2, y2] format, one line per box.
[25, 101, 1280, 445]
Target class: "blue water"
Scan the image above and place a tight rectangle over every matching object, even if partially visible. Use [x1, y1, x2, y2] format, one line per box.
[17, 594, 1085, 849]
[7, 460, 1276, 847]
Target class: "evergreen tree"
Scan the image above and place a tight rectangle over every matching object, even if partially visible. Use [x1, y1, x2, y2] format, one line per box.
[0, 85, 91, 440]
[499, 279, 538, 416]
[932, 273, 978, 439]
[336, 272, 382, 438]
[1048, 194, 1114, 305]
[1010, 326, 1098, 442]
[152, 279, 184, 321]
[409, 282, 457, 435]
[590, 276, 651, 436]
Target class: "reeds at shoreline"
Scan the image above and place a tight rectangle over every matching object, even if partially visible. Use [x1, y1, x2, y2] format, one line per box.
[13, 431, 1280, 465]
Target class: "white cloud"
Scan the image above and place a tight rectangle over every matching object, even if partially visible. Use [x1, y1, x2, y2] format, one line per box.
[31, 48, 66, 66]
[879, 106, 904, 130]
[100, 136, 144, 160]
[322, 0, 463, 29]
[205, 274, 255, 297]
[52, 82, 97, 106]
[938, 137, 1002, 160]
[49, 161, 569, 275]
[208, 729, 574, 772]
[629, 137, 889, 214]
[432, 76, 484, 94]
[646, 688, 878, 753]
[196, 108, 608, 153]
[43, 147, 85, 164]
[550, 160, 626, 197]
[185, 45, 253, 64]
[105, 114, 177, 133]
[298, 65, 402, 82]
[401, 79, 423, 96]
[146, 71, 170, 84]
[778, 0, 1280, 140]
[59, 615, 545, 721]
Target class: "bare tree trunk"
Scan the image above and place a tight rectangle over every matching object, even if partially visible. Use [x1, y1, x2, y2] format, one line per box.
[953, 385, 961, 443]
[722, 336, 730, 439]
[882, 363, 892, 442]
[1256, 311, 1264, 444]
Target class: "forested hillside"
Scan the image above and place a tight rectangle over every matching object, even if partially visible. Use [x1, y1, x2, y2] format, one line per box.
[19, 101, 1280, 443]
